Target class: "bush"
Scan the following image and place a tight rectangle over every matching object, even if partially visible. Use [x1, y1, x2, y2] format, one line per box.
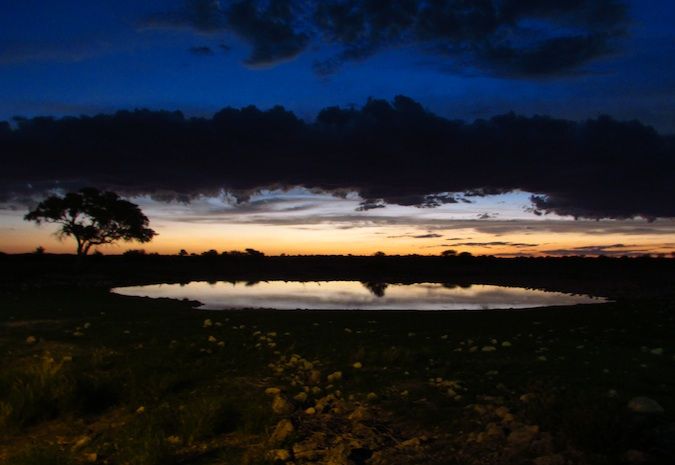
[0, 356, 74, 431]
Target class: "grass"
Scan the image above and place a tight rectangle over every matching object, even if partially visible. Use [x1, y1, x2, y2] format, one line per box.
[7, 443, 73, 465]
[0, 287, 674, 464]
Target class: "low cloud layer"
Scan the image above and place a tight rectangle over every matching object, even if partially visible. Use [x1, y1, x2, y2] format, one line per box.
[1, 96, 674, 219]
[143, 0, 629, 76]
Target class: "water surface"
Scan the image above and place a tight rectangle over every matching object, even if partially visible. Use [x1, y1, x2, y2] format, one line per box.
[112, 281, 605, 310]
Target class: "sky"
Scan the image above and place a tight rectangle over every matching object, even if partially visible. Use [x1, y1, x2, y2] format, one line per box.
[1, 0, 674, 256]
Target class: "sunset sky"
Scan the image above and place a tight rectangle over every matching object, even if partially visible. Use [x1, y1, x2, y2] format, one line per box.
[1, 1, 674, 256]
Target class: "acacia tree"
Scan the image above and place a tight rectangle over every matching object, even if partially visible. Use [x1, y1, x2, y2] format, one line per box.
[25, 188, 156, 256]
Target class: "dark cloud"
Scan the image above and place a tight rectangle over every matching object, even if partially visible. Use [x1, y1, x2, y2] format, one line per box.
[188, 45, 215, 55]
[142, 0, 226, 33]
[143, 0, 629, 76]
[1, 96, 674, 219]
[447, 242, 539, 248]
[541, 244, 651, 257]
[387, 233, 444, 239]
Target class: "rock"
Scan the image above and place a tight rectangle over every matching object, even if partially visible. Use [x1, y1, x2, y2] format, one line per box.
[294, 392, 308, 402]
[265, 387, 282, 397]
[348, 406, 370, 422]
[25, 336, 37, 345]
[272, 396, 293, 415]
[304, 407, 317, 415]
[367, 392, 378, 401]
[202, 319, 213, 328]
[533, 454, 565, 465]
[501, 341, 512, 347]
[483, 422, 505, 441]
[327, 371, 343, 383]
[166, 436, 182, 445]
[136, 406, 145, 414]
[71, 436, 91, 451]
[352, 361, 363, 369]
[507, 424, 539, 450]
[83, 452, 98, 463]
[270, 419, 295, 444]
[268, 449, 291, 462]
[308, 370, 322, 385]
[397, 437, 423, 449]
[315, 394, 337, 412]
[482, 346, 497, 352]
[520, 393, 535, 403]
[494, 406, 511, 419]
[627, 397, 665, 414]
[207, 335, 217, 343]
[650, 348, 664, 356]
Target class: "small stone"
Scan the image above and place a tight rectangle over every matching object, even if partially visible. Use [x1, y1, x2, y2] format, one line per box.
[348, 406, 370, 421]
[397, 437, 422, 449]
[304, 407, 316, 415]
[268, 449, 291, 462]
[507, 425, 539, 449]
[294, 392, 308, 402]
[327, 371, 343, 383]
[367, 392, 378, 401]
[203, 319, 213, 328]
[136, 406, 145, 414]
[650, 348, 664, 356]
[83, 452, 97, 463]
[441, 334, 448, 340]
[537, 356, 547, 362]
[83, 322, 91, 329]
[270, 419, 294, 444]
[482, 346, 497, 352]
[166, 435, 182, 445]
[265, 387, 282, 396]
[352, 362, 363, 369]
[627, 397, 665, 414]
[272, 396, 293, 415]
[501, 341, 512, 347]
[71, 436, 91, 451]
[207, 335, 217, 343]
[308, 370, 322, 385]
[25, 336, 37, 345]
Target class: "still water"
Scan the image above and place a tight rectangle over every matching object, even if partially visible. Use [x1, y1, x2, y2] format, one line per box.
[111, 281, 605, 310]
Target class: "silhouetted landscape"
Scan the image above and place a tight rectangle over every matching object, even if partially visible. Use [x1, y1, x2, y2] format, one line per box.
[2, 1, 675, 464]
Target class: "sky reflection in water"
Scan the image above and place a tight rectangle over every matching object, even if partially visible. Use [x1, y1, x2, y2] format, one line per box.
[112, 281, 605, 311]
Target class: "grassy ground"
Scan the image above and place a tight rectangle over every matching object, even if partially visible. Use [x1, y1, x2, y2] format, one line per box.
[1, 288, 674, 464]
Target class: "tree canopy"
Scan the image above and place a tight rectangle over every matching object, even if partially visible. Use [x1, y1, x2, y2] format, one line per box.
[24, 188, 156, 256]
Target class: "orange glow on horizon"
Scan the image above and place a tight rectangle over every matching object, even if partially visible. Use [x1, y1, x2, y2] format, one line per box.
[3, 216, 673, 257]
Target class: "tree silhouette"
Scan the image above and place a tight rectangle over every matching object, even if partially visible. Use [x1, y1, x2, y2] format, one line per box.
[24, 188, 156, 256]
